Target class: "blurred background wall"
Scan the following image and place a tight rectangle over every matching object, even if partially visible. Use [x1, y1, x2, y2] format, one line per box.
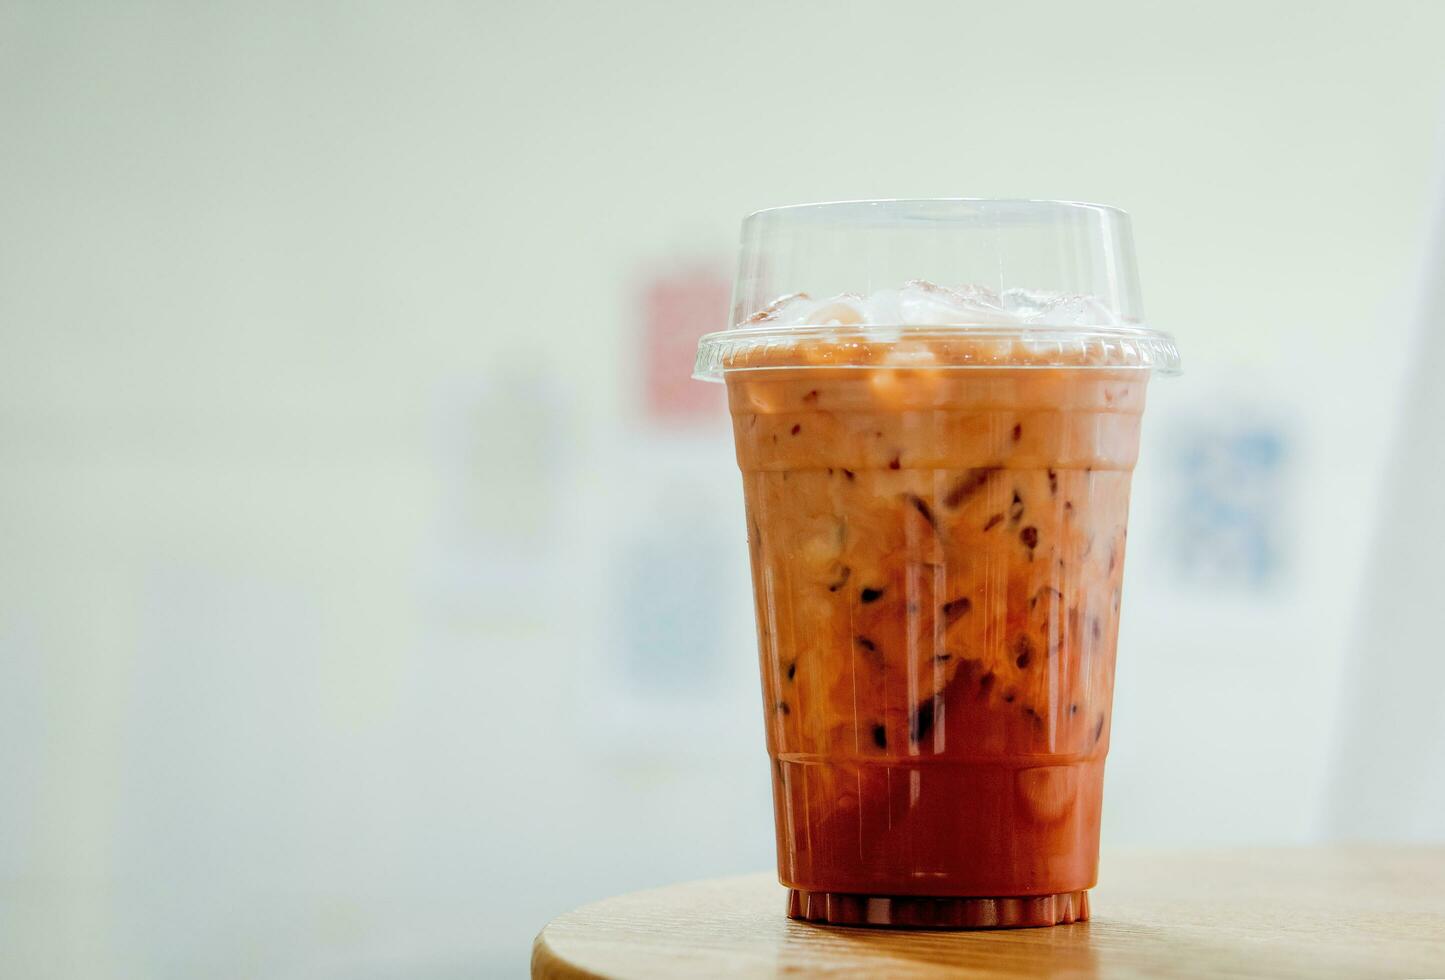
[2, 1, 1444, 976]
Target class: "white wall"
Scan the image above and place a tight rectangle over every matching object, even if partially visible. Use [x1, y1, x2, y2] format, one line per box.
[1327, 152, 1445, 841]
[2, 1, 1444, 976]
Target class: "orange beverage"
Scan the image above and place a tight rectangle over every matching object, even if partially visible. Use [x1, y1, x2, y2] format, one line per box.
[697, 201, 1179, 927]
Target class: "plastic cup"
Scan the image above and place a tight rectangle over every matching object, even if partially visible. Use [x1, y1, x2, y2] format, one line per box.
[694, 200, 1180, 928]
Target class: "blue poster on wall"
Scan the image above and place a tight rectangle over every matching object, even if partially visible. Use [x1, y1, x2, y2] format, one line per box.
[1168, 415, 1291, 589]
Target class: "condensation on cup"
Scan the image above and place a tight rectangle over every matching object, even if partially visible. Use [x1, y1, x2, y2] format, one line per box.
[694, 200, 1181, 929]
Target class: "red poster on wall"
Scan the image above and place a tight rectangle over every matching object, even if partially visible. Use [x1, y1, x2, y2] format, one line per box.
[640, 263, 730, 421]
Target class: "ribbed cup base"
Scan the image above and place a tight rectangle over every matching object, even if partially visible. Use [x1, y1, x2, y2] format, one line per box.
[786, 888, 1089, 929]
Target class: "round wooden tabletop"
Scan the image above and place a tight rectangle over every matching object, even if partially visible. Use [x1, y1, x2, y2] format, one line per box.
[532, 847, 1445, 979]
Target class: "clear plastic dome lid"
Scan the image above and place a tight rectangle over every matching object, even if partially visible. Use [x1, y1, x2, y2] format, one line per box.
[694, 199, 1181, 380]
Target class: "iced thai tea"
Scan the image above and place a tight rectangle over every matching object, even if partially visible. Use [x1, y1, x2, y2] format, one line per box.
[696, 202, 1179, 929]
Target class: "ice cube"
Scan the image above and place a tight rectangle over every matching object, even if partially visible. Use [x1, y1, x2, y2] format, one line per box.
[744, 292, 816, 326]
[1001, 288, 1120, 327]
[1065, 294, 1122, 326]
[898, 280, 1013, 326]
[882, 343, 939, 367]
[805, 295, 867, 326]
[860, 287, 903, 326]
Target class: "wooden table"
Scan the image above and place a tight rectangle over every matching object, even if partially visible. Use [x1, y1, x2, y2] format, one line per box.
[532, 847, 1445, 978]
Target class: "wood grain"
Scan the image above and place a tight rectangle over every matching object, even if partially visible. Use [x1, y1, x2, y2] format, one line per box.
[532, 847, 1445, 979]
